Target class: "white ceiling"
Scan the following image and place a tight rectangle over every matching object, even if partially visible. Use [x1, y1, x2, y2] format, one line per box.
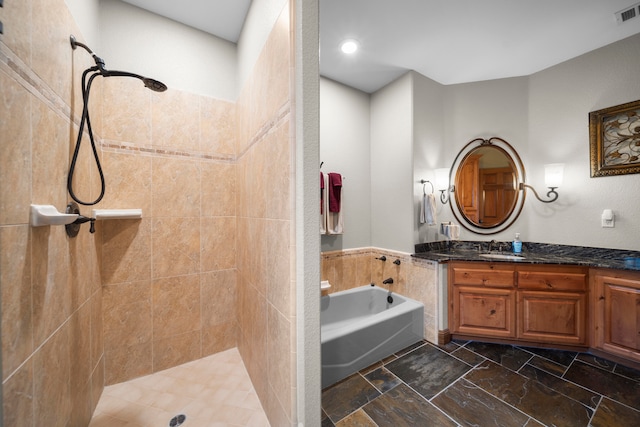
[121, 0, 252, 42]
[121, 0, 640, 93]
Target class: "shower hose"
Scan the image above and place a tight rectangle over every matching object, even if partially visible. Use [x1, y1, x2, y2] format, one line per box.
[67, 66, 106, 206]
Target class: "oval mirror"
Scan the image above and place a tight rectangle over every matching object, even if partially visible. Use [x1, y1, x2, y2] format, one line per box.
[449, 137, 526, 234]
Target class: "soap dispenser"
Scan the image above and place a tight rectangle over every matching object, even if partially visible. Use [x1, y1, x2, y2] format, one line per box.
[513, 233, 522, 254]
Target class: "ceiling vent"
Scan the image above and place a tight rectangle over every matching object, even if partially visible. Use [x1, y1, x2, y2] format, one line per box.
[615, 2, 640, 24]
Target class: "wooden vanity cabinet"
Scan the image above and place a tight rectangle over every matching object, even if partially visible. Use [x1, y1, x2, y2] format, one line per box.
[592, 269, 640, 364]
[449, 262, 517, 339]
[449, 262, 588, 347]
[517, 265, 588, 346]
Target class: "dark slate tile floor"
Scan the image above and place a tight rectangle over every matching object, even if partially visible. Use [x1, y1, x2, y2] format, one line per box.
[321, 340, 640, 427]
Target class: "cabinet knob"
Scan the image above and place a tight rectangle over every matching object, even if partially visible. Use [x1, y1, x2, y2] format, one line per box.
[599, 296, 605, 301]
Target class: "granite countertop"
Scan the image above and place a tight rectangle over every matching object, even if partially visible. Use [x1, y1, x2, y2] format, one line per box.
[412, 241, 640, 272]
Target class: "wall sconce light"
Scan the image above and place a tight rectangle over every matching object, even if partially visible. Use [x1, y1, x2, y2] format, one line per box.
[520, 163, 564, 203]
[435, 167, 452, 203]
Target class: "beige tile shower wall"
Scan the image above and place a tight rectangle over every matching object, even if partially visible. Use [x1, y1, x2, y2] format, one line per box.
[236, 4, 296, 426]
[321, 248, 373, 293]
[98, 80, 239, 384]
[1, 1, 103, 425]
[321, 248, 439, 344]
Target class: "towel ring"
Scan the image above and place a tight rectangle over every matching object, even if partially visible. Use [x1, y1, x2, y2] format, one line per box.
[420, 179, 434, 195]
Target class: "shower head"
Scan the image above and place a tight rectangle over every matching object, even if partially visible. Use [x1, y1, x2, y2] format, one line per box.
[142, 77, 168, 92]
[70, 34, 167, 92]
[104, 70, 167, 92]
[68, 35, 167, 207]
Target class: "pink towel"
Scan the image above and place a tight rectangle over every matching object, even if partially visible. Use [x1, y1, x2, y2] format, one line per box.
[320, 172, 325, 214]
[328, 173, 342, 212]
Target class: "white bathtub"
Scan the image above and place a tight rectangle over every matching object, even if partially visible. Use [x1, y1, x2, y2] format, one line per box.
[321, 285, 424, 388]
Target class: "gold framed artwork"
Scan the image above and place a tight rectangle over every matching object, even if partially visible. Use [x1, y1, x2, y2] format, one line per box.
[589, 99, 640, 177]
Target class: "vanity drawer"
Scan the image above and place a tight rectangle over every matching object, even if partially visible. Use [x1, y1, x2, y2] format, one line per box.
[517, 266, 587, 292]
[450, 263, 515, 288]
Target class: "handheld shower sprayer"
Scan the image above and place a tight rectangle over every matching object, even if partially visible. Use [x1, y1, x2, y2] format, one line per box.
[70, 35, 167, 93]
[67, 35, 167, 207]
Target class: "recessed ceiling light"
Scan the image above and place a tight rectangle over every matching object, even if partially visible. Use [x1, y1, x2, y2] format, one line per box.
[340, 39, 359, 54]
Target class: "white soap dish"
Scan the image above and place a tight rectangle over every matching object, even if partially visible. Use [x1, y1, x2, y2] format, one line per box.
[321, 280, 331, 290]
[30, 204, 79, 226]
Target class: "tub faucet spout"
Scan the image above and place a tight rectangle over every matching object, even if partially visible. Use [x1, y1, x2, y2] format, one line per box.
[382, 277, 394, 285]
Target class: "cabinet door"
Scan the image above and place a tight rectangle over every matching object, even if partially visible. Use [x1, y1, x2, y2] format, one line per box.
[594, 273, 640, 362]
[518, 291, 587, 345]
[450, 263, 515, 288]
[452, 286, 516, 338]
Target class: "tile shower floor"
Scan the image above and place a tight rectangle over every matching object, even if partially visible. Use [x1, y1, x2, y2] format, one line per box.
[322, 340, 640, 427]
[89, 348, 270, 427]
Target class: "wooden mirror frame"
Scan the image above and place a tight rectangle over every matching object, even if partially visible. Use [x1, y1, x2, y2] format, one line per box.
[448, 137, 526, 235]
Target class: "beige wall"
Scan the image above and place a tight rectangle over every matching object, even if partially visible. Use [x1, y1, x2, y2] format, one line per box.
[1, 1, 104, 426]
[321, 249, 439, 344]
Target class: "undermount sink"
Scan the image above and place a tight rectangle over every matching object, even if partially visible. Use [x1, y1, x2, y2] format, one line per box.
[479, 253, 525, 260]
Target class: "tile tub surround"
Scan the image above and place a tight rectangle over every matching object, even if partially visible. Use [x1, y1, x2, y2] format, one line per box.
[321, 248, 439, 343]
[414, 241, 640, 271]
[321, 340, 640, 426]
